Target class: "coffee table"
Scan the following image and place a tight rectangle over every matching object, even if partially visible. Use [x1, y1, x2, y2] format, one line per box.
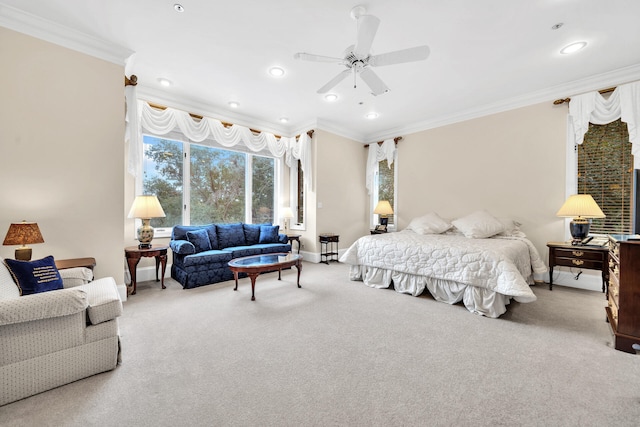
[228, 253, 303, 301]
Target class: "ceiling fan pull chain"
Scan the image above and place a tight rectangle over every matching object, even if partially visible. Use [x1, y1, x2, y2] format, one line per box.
[353, 67, 357, 88]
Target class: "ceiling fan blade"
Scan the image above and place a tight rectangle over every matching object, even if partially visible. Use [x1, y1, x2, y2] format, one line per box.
[359, 67, 389, 96]
[368, 45, 430, 67]
[353, 15, 380, 59]
[294, 52, 345, 64]
[317, 69, 351, 94]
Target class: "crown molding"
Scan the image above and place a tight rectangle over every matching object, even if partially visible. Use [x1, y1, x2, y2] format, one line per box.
[0, 4, 133, 65]
[363, 63, 640, 142]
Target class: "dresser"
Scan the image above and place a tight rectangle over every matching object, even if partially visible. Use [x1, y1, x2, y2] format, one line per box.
[547, 242, 609, 292]
[606, 235, 640, 354]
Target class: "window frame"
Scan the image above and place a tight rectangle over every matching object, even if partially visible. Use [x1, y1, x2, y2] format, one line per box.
[289, 159, 305, 231]
[370, 156, 398, 230]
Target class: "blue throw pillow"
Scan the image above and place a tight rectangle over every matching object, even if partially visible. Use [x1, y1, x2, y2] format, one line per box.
[217, 223, 246, 248]
[186, 229, 212, 253]
[243, 223, 263, 245]
[4, 255, 64, 296]
[259, 225, 280, 244]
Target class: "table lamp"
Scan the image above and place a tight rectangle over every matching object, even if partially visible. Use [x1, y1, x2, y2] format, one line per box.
[3, 221, 45, 261]
[374, 200, 394, 226]
[281, 207, 294, 232]
[556, 194, 605, 245]
[128, 195, 166, 249]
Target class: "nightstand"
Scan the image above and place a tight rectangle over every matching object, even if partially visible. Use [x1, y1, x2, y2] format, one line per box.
[547, 242, 608, 292]
[319, 234, 339, 264]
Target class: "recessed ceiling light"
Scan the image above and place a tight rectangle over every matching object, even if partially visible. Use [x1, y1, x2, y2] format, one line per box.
[268, 67, 285, 77]
[324, 94, 338, 102]
[228, 101, 240, 108]
[551, 23, 564, 30]
[279, 117, 289, 123]
[365, 112, 379, 120]
[174, 4, 184, 12]
[158, 78, 172, 87]
[560, 41, 587, 54]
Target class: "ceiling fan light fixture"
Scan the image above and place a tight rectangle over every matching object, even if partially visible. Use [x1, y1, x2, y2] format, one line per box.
[268, 67, 285, 77]
[560, 41, 587, 54]
[324, 94, 338, 102]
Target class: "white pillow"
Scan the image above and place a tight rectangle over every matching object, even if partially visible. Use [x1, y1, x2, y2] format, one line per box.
[452, 210, 505, 238]
[498, 218, 526, 237]
[0, 258, 20, 300]
[406, 212, 452, 234]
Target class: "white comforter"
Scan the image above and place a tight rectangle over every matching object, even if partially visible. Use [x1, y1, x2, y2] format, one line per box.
[340, 230, 547, 303]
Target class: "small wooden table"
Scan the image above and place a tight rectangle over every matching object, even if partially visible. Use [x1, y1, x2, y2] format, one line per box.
[547, 241, 609, 292]
[124, 245, 169, 295]
[319, 234, 339, 264]
[228, 253, 302, 301]
[55, 257, 97, 271]
[286, 234, 301, 254]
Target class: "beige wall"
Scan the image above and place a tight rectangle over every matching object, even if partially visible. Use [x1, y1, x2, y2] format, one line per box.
[0, 27, 125, 282]
[398, 102, 568, 259]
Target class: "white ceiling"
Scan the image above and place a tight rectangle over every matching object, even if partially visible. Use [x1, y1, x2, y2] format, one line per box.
[2, 0, 640, 142]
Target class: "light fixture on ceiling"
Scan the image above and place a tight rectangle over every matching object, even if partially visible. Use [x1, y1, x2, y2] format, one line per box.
[365, 112, 379, 120]
[279, 117, 289, 123]
[560, 41, 587, 54]
[174, 4, 184, 13]
[551, 23, 564, 30]
[228, 101, 240, 108]
[324, 94, 338, 102]
[158, 78, 172, 87]
[268, 67, 285, 77]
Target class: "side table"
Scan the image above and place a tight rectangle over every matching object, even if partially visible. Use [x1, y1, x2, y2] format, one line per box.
[547, 241, 608, 292]
[319, 234, 339, 264]
[286, 234, 301, 254]
[124, 245, 169, 295]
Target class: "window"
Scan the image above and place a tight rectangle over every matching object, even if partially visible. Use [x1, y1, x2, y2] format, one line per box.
[577, 119, 635, 234]
[372, 158, 396, 228]
[289, 160, 305, 230]
[142, 134, 277, 234]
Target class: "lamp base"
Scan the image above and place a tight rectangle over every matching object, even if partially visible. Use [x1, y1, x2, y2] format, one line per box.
[569, 218, 590, 245]
[14, 247, 32, 261]
[136, 219, 154, 249]
[138, 243, 152, 249]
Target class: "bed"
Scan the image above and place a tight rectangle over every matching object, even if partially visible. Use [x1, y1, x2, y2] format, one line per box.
[339, 211, 548, 318]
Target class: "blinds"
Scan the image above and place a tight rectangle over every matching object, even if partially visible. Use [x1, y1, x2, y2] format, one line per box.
[578, 119, 634, 234]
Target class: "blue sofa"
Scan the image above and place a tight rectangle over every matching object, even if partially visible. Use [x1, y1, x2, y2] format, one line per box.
[170, 222, 291, 289]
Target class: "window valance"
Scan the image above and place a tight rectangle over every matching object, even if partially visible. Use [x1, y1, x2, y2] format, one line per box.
[568, 80, 640, 169]
[366, 139, 396, 195]
[125, 91, 312, 188]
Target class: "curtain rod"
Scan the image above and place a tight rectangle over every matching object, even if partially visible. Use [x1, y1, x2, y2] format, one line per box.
[125, 75, 137, 86]
[553, 87, 616, 105]
[363, 136, 402, 148]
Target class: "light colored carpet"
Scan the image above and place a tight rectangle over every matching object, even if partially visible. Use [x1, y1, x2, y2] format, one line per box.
[1, 261, 639, 426]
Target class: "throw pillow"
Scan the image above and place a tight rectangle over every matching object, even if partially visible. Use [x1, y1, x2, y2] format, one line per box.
[243, 223, 263, 246]
[186, 229, 212, 253]
[406, 212, 452, 234]
[217, 223, 246, 248]
[452, 210, 505, 239]
[4, 255, 64, 296]
[259, 225, 280, 244]
[0, 258, 20, 299]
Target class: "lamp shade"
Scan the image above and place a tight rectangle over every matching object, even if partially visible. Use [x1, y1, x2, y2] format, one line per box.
[556, 194, 605, 219]
[373, 200, 394, 216]
[281, 207, 294, 219]
[128, 195, 166, 219]
[3, 221, 44, 261]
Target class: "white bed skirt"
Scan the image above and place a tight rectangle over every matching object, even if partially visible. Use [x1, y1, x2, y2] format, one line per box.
[349, 265, 512, 318]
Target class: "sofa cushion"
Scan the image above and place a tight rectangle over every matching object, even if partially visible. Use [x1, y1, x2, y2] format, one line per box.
[4, 256, 64, 296]
[253, 243, 292, 254]
[221, 246, 263, 259]
[180, 250, 233, 268]
[186, 229, 212, 253]
[60, 267, 94, 288]
[79, 277, 123, 325]
[0, 258, 20, 300]
[243, 223, 266, 246]
[217, 223, 246, 248]
[259, 225, 280, 244]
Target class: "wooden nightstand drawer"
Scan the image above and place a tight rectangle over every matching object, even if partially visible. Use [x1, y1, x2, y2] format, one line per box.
[553, 248, 605, 261]
[554, 257, 603, 269]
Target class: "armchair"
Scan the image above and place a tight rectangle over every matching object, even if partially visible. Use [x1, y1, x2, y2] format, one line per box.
[0, 260, 123, 406]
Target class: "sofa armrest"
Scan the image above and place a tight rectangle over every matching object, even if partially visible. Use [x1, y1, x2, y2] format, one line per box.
[78, 277, 123, 325]
[61, 267, 94, 288]
[170, 240, 195, 255]
[0, 288, 88, 326]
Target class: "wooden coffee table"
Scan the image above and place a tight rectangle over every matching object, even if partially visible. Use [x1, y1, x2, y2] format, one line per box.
[228, 253, 302, 301]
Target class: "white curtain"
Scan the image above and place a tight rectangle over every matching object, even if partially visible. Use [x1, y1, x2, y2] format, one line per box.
[126, 101, 313, 189]
[366, 139, 396, 195]
[568, 80, 640, 169]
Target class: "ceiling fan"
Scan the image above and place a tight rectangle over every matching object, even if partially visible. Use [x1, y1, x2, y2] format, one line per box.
[294, 5, 430, 96]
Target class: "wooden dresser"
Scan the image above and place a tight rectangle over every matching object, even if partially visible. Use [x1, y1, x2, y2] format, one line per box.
[606, 235, 640, 354]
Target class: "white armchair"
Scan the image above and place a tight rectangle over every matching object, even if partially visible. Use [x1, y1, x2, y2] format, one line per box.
[0, 260, 123, 406]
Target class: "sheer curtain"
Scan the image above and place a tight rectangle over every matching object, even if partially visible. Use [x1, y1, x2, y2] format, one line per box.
[366, 139, 396, 195]
[568, 80, 640, 168]
[125, 99, 313, 189]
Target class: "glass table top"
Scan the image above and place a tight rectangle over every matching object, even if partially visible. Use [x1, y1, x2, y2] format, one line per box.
[228, 253, 301, 268]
